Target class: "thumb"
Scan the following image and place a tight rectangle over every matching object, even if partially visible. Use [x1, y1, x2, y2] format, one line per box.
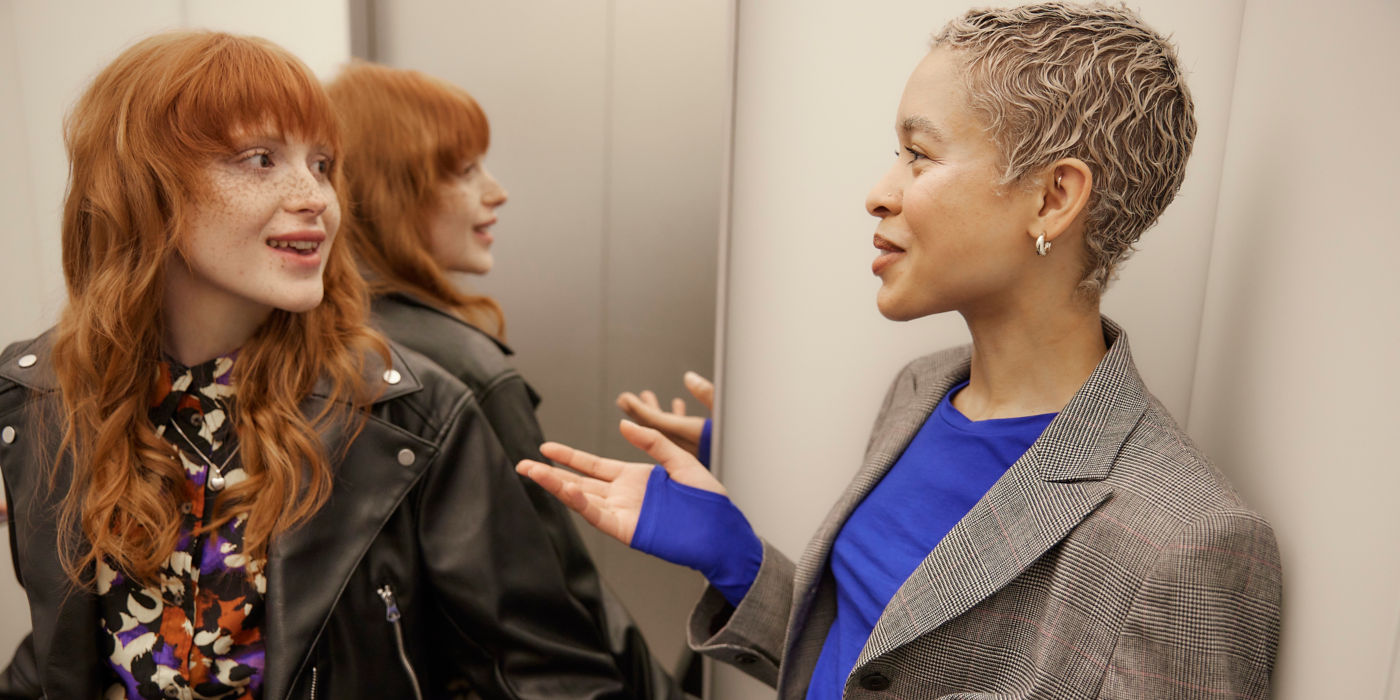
[618, 419, 724, 495]
[684, 371, 715, 411]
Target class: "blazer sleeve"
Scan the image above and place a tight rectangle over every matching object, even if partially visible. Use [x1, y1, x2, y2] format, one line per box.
[685, 539, 796, 687]
[414, 396, 628, 700]
[1099, 509, 1282, 699]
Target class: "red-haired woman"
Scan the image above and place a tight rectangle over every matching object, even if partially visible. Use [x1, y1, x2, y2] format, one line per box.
[0, 32, 627, 699]
[326, 63, 682, 699]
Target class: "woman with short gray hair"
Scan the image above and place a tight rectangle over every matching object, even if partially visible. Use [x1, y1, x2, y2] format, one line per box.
[520, 3, 1281, 697]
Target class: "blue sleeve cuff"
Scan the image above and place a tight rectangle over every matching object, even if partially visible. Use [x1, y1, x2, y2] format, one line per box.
[632, 465, 761, 606]
[697, 418, 713, 469]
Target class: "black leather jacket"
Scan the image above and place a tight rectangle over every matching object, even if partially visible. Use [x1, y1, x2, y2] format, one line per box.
[370, 293, 683, 700]
[0, 331, 629, 699]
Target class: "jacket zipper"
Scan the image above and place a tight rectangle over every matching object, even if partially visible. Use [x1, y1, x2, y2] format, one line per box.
[309, 665, 318, 700]
[377, 584, 425, 700]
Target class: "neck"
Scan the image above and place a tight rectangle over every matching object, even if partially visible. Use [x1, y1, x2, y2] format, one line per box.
[952, 296, 1106, 420]
[163, 261, 271, 366]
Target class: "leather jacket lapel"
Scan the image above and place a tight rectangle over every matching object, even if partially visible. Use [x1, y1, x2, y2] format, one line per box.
[261, 349, 431, 700]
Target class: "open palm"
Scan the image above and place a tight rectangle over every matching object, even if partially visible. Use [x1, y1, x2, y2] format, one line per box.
[516, 419, 724, 546]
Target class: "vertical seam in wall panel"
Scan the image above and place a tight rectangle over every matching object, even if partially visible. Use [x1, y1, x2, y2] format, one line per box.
[1182, 0, 1251, 428]
[598, 0, 616, 453]
[705, 0, 741, 698]
[712, 0, 741, 485]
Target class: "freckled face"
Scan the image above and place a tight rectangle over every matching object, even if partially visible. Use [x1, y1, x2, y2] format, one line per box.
[424, 159, 508, 275]
[865, 49, 1040, 321]
[173, 132, 340, 319]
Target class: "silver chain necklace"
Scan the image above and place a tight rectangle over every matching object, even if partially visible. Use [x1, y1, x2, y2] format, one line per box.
[167, 412, 240, 492]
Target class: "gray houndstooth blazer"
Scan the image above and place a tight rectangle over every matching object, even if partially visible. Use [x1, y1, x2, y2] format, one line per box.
[687, 319, 1281, 699]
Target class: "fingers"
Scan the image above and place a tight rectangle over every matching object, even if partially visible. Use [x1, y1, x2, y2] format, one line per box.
[538, 441, 622, 482]
[640, 390, 660, 411]
[516, 460, 634, 544]
[516, 459, 608, 497]
[670, 397, 687, 416]
[617, 419, 724, 495]
[684, 371, 715, 411]
[617, 394, 696, 439]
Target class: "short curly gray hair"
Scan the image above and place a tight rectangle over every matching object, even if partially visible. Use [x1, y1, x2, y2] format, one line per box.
[933, 2, 1196, 295]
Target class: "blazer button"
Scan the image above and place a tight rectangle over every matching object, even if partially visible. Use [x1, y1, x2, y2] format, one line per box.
[859, 671, 891, 691]
[397, 448, 415, 466]
[735, 652, 758, 665]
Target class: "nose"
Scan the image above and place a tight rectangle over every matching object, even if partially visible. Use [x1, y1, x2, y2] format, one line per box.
[286, 165, 329, 217]
[865, 163, 902, 218]
[481, 166, 508, 208]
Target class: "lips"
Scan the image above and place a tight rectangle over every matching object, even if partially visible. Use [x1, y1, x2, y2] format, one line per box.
[872, 233, 905, 276]
[873, 234, 905, 253]
[266, 231, 326, 262]
[267, 239, 320, 253]
[473, 219, 496, 246]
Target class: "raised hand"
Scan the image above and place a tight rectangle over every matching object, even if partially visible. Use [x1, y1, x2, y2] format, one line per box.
[616, 371, 715, 458]
[516, 419, 723, 546]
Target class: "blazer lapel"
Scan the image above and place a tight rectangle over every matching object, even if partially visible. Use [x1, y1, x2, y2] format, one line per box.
[857, 465, 1113, 664]
[857, 319, 1146, 666]
[791, 350, 970, 613]
[261, 347, 432, 700]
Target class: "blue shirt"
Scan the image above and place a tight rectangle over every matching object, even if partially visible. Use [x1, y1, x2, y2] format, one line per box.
[806, 381, 1054, 699]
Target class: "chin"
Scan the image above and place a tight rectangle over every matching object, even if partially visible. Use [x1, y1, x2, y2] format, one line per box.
[273, 288, 326, 314]
[447, 255, 493, 276]
[875, 289, 918, 322]
[876, 287, 946, 322]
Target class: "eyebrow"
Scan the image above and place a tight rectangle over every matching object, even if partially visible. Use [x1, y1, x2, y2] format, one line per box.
[901, 116, 945, 141]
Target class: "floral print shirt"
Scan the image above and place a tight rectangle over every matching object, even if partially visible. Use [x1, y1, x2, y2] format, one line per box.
[99, 354, 265, 700]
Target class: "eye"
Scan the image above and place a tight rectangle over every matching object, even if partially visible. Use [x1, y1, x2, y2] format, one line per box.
[239, 150, 274, 168]
[903, 146, 928, 163]
[313, 156, 334, 176]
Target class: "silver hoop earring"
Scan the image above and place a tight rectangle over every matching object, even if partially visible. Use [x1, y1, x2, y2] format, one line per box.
[1035, 233, 1052, 256]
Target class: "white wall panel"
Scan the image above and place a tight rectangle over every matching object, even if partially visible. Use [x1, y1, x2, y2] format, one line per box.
[186, 0, 350, 80]
[1188, 1, 1400, 697]
[714, 1, 1246, 697]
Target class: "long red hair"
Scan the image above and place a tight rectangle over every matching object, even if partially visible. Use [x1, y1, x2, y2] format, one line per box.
[327, 60, 505, 336]
[53, 31, 386, 586]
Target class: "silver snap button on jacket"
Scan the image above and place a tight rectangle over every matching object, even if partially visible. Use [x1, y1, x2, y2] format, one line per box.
[17, 354, 36, 368]
[383, 368, 402, 385]
[397, 448, 415, 466]
[1, 426, 14, 444]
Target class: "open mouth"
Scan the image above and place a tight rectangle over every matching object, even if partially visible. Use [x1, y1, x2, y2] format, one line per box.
[872, 234, 905, 276]
[267, 239, 321, 256]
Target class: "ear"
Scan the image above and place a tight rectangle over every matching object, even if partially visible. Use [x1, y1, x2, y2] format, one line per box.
[1030, 157, 1092, 245]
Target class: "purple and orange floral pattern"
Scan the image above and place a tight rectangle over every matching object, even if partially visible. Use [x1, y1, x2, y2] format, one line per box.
[98, 354, 265, 700]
